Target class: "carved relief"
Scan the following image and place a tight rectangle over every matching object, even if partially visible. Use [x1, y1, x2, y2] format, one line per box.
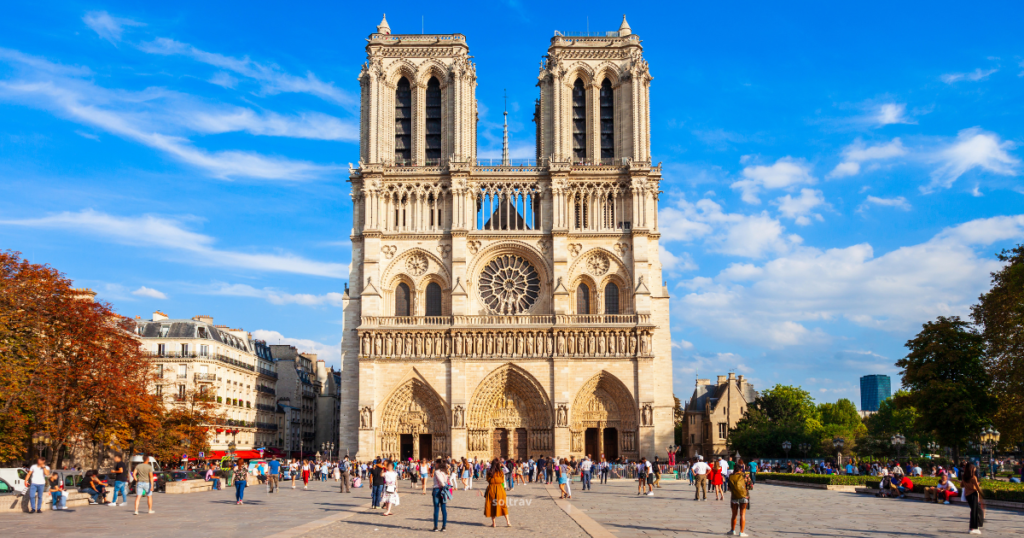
[556, 404, 568, 427]
[452, 405, 465, 428]
[436, 244, 451, 259]
[613, 243, 630, 257]
[587, 253, 610, 276]
[406, 253, 429, 276]
[468, 240, 482, 254]
[538, 239, 551, 255]
[568, 243, 582, 257]
[382, 245, 398, 259]
[359, 406, 372, 429]
[641, 403, 654, 427]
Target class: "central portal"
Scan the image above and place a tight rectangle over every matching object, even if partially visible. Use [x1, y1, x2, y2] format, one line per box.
[467, 364, 554, 460]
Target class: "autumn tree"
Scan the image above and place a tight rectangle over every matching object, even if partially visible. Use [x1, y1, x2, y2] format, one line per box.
[972, 244, 1024, 447]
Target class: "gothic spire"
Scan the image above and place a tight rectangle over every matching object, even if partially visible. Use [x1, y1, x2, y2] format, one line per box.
[502, 89, 510, 166]
[377, 13, 391, 35]
[618, 14, 632, 37]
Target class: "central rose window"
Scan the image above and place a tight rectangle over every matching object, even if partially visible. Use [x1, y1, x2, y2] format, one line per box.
[479, 254, 541, 315]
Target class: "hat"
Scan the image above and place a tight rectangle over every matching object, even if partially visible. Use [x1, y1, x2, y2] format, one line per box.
[698, 455, 704, 461]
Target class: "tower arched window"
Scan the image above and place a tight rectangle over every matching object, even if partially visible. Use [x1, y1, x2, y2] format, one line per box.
[395, 282, 411, 317]
[425, 77, 442, 164]
[604, 283, 620, 315]
[599, 79, 614, 160]
[572, 78, 587, 162]
[425, 282, 443, 316]
[576, 283, 590, 315]
[395, 77, 412, 163]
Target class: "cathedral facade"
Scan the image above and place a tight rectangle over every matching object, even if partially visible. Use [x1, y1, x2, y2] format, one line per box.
[339, 15, 672, 462]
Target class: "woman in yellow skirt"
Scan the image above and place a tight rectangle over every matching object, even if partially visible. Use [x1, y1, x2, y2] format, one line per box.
[483, 458, 512, 527]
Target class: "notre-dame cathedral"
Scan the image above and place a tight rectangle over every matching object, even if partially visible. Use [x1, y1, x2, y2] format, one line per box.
[339, 14, 672, 462]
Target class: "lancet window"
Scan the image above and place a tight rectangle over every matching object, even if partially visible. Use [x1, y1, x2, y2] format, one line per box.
[395, 77, 412, 164]
[599, 79, 614, 161]
[381, 183, 448, 232]
[395, 283, 411, 317]
[425, 77, 442, 164]
[604, 283, 620, 315]
[475, 182, 542, 231]
[572, 79, 587, 161]
[568, 182, 628, 232]
[576, 283, 591, 314]
[425, 282, 443, 316]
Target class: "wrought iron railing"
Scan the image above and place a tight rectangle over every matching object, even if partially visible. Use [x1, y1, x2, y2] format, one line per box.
[194, 373, 217, 382]
[256, 385, 276, 396]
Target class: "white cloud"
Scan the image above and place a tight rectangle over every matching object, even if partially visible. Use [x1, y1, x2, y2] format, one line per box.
[731, 157, 816, 204]
[0, 209, 348, 278]
[875, 103, 914, 126]
[207, 283, 345, 306]
[926, 127, 1019, 192]
[941, 68, 998, 84]
[82, 11, 144, 44]
[251, 329, 341, 368]
[0, 48, 346, 180]
[138, 38, 355, 107]
[828, 138, 907, 178]
[131, 286, 168, 299]
[858, 196, 911, 212]
[659, 245, 698, 275]
[774, 188, 827, 225]
[675, 214, 1024, 347]
[659, 197, 800, 258]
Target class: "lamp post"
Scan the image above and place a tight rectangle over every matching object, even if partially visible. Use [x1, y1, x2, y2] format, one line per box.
[833, 437, 845, 470]
[891, 433, 906, 461]
[32, 431, 51, 463]
[980, 426, 1000, 478]
[798, 442, 810, 457]
[926, 441, 939, 458]
[782, 440, 792, 460]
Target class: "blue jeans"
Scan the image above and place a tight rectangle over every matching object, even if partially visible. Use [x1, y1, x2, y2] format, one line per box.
[81, 486, 102, 503]
[750, 472, 756, 485]
[432, 488, 447, 528]
[235, 480, 247, 502]
[371, 484, 384, 508]
[28, 483, 46, 511]
[113, 481, 128, 504]
[581, 471, 592, 490]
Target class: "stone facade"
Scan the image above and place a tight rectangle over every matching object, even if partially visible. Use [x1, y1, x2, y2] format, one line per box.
[679, 373, 757, 458]
[271, 346, 322, 457]
[340, 15, 672, 461]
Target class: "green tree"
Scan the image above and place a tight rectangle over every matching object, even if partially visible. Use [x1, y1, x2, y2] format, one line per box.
[897, 316, 997, 459]
[972, 244, 1024, 447]
[728, 384, 821, 458]
[856, 392, 922, 458]
[819, 399, 863, 430]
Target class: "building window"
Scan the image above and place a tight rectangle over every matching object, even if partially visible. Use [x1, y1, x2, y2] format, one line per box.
[181, 343, 189, 356]
[425, 282, 443, 316]
[178, 364, 186, 378]
[156, 364, 164, 378]
[690, 433, 695, 445]
[159, 325, 169, 337]
[155, 384, 162, 396]
[573, 193, 588, 230]
[156, 343, 166, 356]
[198, 327, 207, 339]
[425, 77, 442, 163]
[178, 385, 186, 399]
[199, 344, 209, 357]
[604, 283, 620, 315]
[395, 77, 412, 163]
[576, 283, 590, 315]
[395, 283, 411, 317]
[718, 423, 727, 439]
[572, 78, 587, 161]
[599, 78, 614, 160]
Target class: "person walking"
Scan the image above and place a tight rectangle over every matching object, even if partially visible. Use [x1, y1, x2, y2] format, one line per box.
[420, 459, 430, 495]
[233, 460, 249, 505]
[484, 458, 511, 528]
[268, 457, 281, 493]
[370, 460, 385, 509]
[579, 456, 593, 491]
[111, 455, 128, 506]
[382, 461, 400, 516]
[727, 460, 752, 537]
[962, 463, 984, 535]
[652, 457, 662, 489]
[692, 456, 710, 501]
[599, 457, 610, 484]
[431, 459, 451, 532]
[301, 460, 312, 489]
[339, 456, 351, 493]
[132, 453, 155, 515]
[25, 457, 50, 514]
[711, 458, 725, 500]
[557, 459, 571, 499]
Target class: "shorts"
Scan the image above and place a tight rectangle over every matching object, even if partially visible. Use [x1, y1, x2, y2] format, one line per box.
[731, 498, 749, 505]
[136, 483, 152, 496]
[647, 475, 654, 484]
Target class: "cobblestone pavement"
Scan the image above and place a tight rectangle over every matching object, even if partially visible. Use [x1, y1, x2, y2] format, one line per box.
[299, 479, 587, 538]
[1, 478, 365, 537]
[565, 478, 1024, 537]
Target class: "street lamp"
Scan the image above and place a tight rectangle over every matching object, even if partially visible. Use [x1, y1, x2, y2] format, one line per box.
[926, 441, 939, 457]
[833, 437, 845, 469]
[782, 440, 792, 460]
[891, 433, 906, 461]
[980, 426, 1000, 478]
[798, 442, 810, 457]
[32, 431, 51, 462]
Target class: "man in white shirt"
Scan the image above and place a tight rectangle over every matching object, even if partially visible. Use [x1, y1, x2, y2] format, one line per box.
[644, 459, 654, 496]
[579, 457, 593, 491]
[691, 456, 711, 501]
[26, 457, 50, 513]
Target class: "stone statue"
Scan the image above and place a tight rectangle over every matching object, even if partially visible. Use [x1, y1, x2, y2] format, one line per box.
[373, 335, 382, 356]
[640, 332, 649, 355]
[629, 334, 637, 355]
[547, 334, 554, 354]
[386, 333, 394, 356]
[453, 406, 464, 428]
[557, 333, 565, 355]
[455, 333, 463, 355]
[360, 407, 371, 429]
[415, 333, 423, 356]
[567, 333, 575, 356]
[474, 333, 482, 356]
[588, 333, 596, 355]
[526, 333, 535, 356]
[505, 334, 513, 355]
[516, 334, 524, 355]
[618, 333, 626, 355]
[556, 405, 568, 427]
[496, 333, 504, 356]
[486, 333, 494, 355]
[598, 333, 606, 355]
[444, 334, 452, 355]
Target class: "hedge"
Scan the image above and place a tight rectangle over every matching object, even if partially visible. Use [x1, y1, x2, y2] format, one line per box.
[865, 477, 1024, 503]
[758, 473, 871, 486]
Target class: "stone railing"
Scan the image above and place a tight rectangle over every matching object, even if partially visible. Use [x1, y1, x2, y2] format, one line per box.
[361, 314, 648, 327]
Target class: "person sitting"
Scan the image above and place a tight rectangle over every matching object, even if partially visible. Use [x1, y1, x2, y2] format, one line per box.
[80, 470, 113, 505]
[933, 475, 958, 504]
[894, 475, 914, 498]
[205, 466, 221, 490]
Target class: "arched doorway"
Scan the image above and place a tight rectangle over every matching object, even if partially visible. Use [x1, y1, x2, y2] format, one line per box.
[377, 378, 449, 460]
[467, 363, 552, 460]
[569, 371, 638, 460]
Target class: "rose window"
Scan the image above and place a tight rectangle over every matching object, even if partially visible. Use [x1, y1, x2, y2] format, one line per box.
[479, 254, 540, 315]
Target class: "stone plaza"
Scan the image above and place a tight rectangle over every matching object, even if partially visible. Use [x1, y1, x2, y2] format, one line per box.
[5, 477, 1021, 537]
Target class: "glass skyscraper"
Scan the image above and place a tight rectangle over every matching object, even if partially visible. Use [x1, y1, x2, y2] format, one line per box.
[860, 374, 892, 411]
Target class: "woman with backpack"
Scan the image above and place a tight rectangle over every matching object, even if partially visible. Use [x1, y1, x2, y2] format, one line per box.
[431, 459, 451, 532]
[727, 459, 753, 537]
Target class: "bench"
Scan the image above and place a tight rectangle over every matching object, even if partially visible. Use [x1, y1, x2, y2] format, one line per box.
[854, 487, 1024, 511]
[164, 479, 214, 495]
[0, 489, 112, 513]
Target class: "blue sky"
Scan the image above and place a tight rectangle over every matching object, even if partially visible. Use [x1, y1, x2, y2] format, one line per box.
[2, 2, 1022, 407]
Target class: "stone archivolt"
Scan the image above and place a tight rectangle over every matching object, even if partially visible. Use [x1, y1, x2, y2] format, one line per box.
[377, 377, 449, 458]
[466, 363, 553, 458]
[569, 371, 638, 457]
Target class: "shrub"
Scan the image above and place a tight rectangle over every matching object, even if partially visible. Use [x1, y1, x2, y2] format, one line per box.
[759, 473, 870, 486]
[865, 477, 1024, 503]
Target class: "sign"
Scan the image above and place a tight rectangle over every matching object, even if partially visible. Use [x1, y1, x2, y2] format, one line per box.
[199, 451, 205, 459]
[182, 453, 188, 460]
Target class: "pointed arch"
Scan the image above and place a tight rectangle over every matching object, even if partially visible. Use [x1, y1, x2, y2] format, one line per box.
[467, 363, 553, 458]
[569, 370, 638, 457]
[376, 371, 449, 459]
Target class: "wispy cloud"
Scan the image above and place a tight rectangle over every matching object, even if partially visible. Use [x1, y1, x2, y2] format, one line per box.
[874, 103, 915, 126]
[0, 209, 349, 278]
[138, 38, 355, 107]
[82, 11, 144, 44]
[926, 127, 1019, 192]
[857, 196, 911, 212]
[731, 157, 816, 204]
[0, 49, 345, 180]
[132, 286, 168, 299]
[774, 188, 827, 225]
[251, 329, 340, 367]
[206, 283, 345, 306]
[941, 68, 998, 84]
[828, 138, 907, 178]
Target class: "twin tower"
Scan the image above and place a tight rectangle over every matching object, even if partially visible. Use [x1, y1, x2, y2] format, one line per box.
[339, 15, 673, 462]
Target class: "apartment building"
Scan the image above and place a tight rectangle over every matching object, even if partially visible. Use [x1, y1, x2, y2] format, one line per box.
[270, 345, 322, 458]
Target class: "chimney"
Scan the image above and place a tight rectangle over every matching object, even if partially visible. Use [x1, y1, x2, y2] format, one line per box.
[152, 311, 168, 321]
[728, 372, 736, 381]
[696, 379, 711, 387]
[304, 353, 318, 362]
[192, 315, 214, 325]
[737, 375, 745, 386]
[716, 375, 728, 385]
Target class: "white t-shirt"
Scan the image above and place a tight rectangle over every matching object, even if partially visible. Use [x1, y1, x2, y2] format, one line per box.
[28, 464, 49, 485]
[580, 460, 592, 472]
[645, 461, 653, 473]
[691, 461, 711, 475]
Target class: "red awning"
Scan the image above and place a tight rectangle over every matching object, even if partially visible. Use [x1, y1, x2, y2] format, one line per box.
[233, 450, 263, 459]
[206, 451, 227, 460]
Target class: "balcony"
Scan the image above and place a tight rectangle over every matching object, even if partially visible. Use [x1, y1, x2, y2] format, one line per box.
[176, 374, 188, 380]
[258, 368, 278, 379]
[256, 422, 278, 431]
[194, 373, 217, 382]
[256, 385, 276, 396]
[255, 403, 276, 412]
[144, 350, 255, 372]
[360, 314, 649, 327]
